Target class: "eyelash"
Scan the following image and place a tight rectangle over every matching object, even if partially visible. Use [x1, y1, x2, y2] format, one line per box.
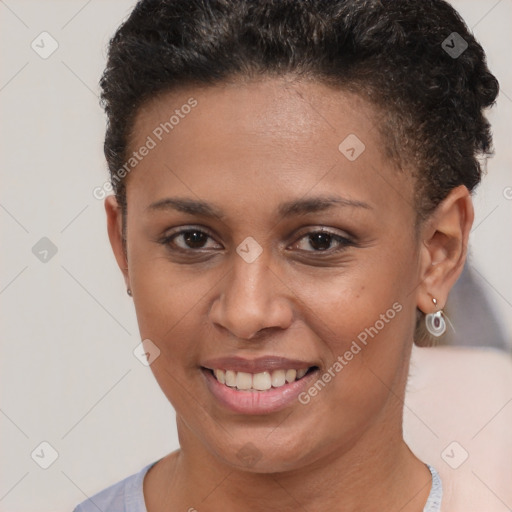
[159, 226, 355, 255]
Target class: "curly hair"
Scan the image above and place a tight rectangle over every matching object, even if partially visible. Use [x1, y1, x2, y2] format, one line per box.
[99, 0, 499, 345]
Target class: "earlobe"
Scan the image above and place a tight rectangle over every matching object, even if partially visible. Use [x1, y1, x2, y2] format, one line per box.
[416, 185, 474, 314]
[105, 195, 130, 287]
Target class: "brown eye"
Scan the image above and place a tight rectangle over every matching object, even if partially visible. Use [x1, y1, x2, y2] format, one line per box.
[293, 230, 353, 253]
[308, 232, 334, 251]
[162, 228, 222, 251]
[179, 230, 209, 249]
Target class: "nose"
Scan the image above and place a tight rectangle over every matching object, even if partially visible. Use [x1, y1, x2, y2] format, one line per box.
[209, 252, 294, 340]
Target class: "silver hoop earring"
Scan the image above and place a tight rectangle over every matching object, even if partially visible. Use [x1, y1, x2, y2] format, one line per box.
[425, 297, 446, 337]
[127, 288, 132, 297]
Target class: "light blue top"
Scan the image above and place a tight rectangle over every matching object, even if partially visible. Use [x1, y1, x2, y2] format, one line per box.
[73, 461, 443, 511]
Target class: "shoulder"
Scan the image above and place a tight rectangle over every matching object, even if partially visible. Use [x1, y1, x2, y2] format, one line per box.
[72, 461, 159, 512]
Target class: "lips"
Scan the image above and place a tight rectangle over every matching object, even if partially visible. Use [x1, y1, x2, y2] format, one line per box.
[200, 356, 320, 414]
[202, 356, 315, 374]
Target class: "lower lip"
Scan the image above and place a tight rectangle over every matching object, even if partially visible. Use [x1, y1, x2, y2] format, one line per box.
[201, 368, 319, 415]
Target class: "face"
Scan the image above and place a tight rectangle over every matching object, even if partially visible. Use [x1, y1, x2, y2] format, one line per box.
[112, 77, 424, 472]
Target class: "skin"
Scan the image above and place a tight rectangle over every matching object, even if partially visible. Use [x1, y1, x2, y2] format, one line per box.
[105, 76, 473, 511]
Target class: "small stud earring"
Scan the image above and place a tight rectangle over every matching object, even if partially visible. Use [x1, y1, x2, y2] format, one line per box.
[127, 288, 132, 296]
[425, 297, 446, 337]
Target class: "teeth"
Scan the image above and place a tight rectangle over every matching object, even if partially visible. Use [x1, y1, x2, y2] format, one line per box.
[211, 367, 311, 391]
[296, 368, 307, 379]
[214, 369, 225, 384]
[285, 369, 297, 382]
[225, 370, 236, 387]
[236, 371, 252, 390]
[252, 371, 272, 391]
[271, 369, 286, 387]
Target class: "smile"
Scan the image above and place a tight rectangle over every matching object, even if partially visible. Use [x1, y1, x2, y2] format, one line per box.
[201, 364, 321, 414]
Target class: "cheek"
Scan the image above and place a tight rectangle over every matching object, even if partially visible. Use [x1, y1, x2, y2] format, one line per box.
[293, 280, 412, 446]
[290, 256, 414, 400]
[129, 256, 213, 368]
[131, 273, 210, 411]
[290, 259, 408, 347]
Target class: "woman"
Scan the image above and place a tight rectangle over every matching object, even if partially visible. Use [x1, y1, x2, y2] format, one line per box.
[74, 0, 498, 510]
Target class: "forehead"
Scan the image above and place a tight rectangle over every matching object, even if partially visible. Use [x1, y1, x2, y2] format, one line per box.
[132, 76, 375, 153]
[125, 77, 415, 220]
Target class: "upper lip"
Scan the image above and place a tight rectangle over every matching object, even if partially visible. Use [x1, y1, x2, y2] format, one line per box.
[201, 356, 317, 373]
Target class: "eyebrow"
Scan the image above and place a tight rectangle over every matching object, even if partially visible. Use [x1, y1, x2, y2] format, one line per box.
[146, 195, 372, 219]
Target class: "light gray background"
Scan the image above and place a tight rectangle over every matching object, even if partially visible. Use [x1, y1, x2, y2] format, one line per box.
[1, 1, 511, 510]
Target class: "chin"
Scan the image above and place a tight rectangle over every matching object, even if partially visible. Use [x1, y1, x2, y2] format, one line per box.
[208, 430, 324, 475]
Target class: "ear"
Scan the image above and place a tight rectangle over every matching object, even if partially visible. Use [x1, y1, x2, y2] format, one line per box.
[105, 195, 130, 290]
[416, 185, 474, 314]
